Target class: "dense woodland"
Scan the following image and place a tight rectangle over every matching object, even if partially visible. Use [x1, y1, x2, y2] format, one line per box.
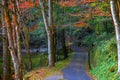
[0, 0, 120, 80]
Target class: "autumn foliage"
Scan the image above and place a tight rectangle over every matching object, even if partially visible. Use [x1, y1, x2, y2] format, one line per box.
[59, 0, 111, 27]
[59, 0, 97, 7]
[9, 0, 39, 10]
[75, 21, 88, 27]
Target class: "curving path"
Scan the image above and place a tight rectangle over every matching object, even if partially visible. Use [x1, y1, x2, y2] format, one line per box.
[45, 46, 91, 80]
[62, 46, 91, 80]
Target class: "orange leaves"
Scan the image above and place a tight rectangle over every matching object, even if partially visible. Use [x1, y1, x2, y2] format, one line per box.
[75, 21, 88, 27]
[19, 1, 35, 9]
[26, 68, 48, 80]
[9, 1, 38, 10]
[59, 0, 97, 7]
[93, 7, 111, 16]
[79, 0, 97, 4]
[29, 23, 38, 32]
[59, 1, 77, 7]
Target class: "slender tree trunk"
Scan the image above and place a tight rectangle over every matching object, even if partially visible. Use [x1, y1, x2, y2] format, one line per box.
[16, 0, 32, 70]
[1, 4, 11, 80]
[54, 28, 57, 62]
[104, 17, 109, 33]
[12, 0, 25, 78]
[48, 0, 55, 67]
[24, 27, 32, 70]
[39, 0, 55, 67]
[61, 29, 68, 59]
[110, 0, 120, 73]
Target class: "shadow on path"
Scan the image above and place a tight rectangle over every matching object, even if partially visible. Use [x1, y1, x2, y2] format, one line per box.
[62, 46, 91, 80]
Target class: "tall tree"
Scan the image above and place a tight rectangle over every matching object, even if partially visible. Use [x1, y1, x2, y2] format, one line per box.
[39, 0, 55, 67]
[110, 0, 120, 73]
[2, 0, 24, 79]
[1, 1, 11, 79]
[16, 0, 32, 71]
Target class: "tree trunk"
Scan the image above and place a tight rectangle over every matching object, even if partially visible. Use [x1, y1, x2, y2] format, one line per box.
[39, 0, 55, 67]
[24, 26, 32, 70]
[16, 0, 32, 70]
[1, 4, 11, 80]
[3, 0, 24, 79]
[110, 0, 120, 73]
[61, 29, 68, 59]
[48, 0, 55, 67]
[54, 28, 57, 62]
[12, 0, 25, 78]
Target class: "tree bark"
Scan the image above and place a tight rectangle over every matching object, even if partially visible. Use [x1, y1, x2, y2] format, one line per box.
[12, 0, 25, 78]
[1, 3, 11, 79]
[61, 29, 68, 59]
[39, 0, 55, 67]
[110, 0, 120, 73]
[16, 0, 32, 70]
[2, 0, 24, 79]
[48, 0, 55, 67]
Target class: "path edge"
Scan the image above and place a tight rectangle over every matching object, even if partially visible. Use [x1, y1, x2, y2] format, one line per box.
[85, 50, 98, 80]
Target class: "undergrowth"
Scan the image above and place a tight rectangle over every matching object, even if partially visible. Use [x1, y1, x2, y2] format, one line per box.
[82, 33, 120, 80]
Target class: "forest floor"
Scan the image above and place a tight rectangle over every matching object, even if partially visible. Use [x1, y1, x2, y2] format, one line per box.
[45, 46, 92, 80]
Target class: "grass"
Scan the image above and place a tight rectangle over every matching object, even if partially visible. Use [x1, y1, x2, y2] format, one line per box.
[24, 52, 74, 80]
[0, 49, 73, 80]
[89, 37, 120, 80]
[90, 61, 120, 80]
[24, 53, 48, 69]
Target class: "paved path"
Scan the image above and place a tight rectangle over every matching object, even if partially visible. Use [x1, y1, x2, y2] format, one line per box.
[45, 46, 91, 80]
[62, 46, 91, 80]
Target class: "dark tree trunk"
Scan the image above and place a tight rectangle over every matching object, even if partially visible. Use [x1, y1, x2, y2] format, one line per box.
[54, 28, 57, 62]
[61, 29, 68, 59]
[103, 17, 109, 33]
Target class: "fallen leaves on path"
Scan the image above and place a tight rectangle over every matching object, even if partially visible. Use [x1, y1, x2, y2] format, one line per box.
[24, 68, 49, 80]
